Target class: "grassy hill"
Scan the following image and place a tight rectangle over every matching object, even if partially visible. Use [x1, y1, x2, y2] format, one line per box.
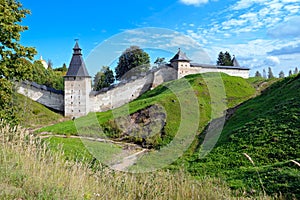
[14, 94, 64, 128]
[187, 74, 300, 198]
[38, 73, 256, 148]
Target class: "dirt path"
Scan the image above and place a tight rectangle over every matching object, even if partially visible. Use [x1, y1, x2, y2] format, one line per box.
[37, 133, 149, 171]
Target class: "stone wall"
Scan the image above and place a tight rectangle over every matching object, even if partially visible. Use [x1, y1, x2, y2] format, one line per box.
[17, 81, 64, 112]
[178, 66, 249, 79]
[89, 66, 176, 112]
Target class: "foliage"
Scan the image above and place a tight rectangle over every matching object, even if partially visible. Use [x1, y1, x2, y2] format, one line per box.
[279, 70, 285, 78]
[38, 73, 256, 149]
[115, 46, 150, 80]
[187, 74, 300, 198]
[154, 57, 166, 66]
[0, 123, 247, 200]
[54, 63, 68, 73]
[294, 67, 299, 75]
[268, 67, 274, 79]
[93, 66, 114, 91]
[255, 71, 262, 78]
[217, 51, 234, 66]
[28, 60, 64, 90]
[14, 94, 63, 128]
[0, 0, 36, 123]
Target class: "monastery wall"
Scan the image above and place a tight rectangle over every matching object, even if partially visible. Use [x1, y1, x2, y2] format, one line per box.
[17, 81, 64, 112]
[89, 66, 177, 112]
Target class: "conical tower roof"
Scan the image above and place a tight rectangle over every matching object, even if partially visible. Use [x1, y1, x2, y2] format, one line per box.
[65, 41, 90, 77]
[170, 48, 191, 62]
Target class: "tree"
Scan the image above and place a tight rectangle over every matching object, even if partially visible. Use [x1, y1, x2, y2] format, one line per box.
[0, 0, 36, 122]
[279, 71, 285, 78]
[217, 51, 233, 66]
[47, 59, 53, 69]
[54, 63, 68, 72]
[154, 57, 166, 67]
[294, 67, 299, 75]
[94, 66, 115, 91]
[268, 67, 274, 79]
[289, 70, 293, 76]
[255, 71, 262, 78]
[263, 69, 267, 79]
[0, 0, 36, 80]
[115, 46, 150, 80]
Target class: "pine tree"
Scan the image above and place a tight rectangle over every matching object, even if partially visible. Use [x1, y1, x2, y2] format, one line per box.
[294, 67, 299, 75]
[263, 69, 267, 79]
[268, 67, 274, 79]
[279, 71, 285, 78]
[255, 71, 262, 78]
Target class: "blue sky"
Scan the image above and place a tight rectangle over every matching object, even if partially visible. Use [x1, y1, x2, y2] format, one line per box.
[20, 0, 300, 77]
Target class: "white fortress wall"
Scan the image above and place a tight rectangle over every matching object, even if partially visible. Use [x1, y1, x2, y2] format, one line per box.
[17, 82, 64, 111]
[89, 66, 177, 113]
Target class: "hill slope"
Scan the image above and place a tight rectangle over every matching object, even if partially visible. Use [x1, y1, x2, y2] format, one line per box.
[14, 94, 63, 128]
[188, 74, 300, 198]
[38, 73, 256, 149]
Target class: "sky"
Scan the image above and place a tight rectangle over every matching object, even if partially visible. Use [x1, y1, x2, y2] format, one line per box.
[20, 0, 300, 77]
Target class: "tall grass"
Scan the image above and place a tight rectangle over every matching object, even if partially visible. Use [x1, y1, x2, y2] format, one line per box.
[0, 121, 254, 200]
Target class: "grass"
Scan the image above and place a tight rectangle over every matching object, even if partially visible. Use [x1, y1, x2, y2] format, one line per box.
[0, 121, 263, 200]
[13, 93, 64, 128]
[37, 73, 256, 149]
[187, 74, 300, 199]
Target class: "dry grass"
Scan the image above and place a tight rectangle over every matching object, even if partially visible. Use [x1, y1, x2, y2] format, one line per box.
[0, 121, 271, 199]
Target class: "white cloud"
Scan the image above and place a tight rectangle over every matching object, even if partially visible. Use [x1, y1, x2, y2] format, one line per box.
[265, 56, 280, 66]
[284, 5, 300, 13]
[231, 0, 266, 10]
[268, 16, 300, 38]
[179, 0, 209, 6]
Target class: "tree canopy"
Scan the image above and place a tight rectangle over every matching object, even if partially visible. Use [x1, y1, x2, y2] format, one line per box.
[217, 51, 234, 66]
[115, 46, 150, 80]
[93, 66, 115, 91]
[0, 0, 36, 122]
[0, 0, 36, 80]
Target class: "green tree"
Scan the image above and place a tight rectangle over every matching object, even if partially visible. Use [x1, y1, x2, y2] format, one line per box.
[255, 71, 262, 78]
[0, 0, 36, 80]
[217, 51, 233, 66]
[0, 0, 36, 121]
[54, 63, 68, 72]
[263, 69, 267, 79]
[115, 46, 150, 80]
[279, 71, 285, 78]
[268, 67, 274, 79]
[294, 67, 299, 75]
[154, 57, 166, 67]
[94, 66, 115, 91]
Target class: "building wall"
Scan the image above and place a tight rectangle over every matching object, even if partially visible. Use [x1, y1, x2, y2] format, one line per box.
[89, 66, 177, 113]
[178, 66, 249, 79]
[64, 77, 91, 118]
[17, 82, 64, 111]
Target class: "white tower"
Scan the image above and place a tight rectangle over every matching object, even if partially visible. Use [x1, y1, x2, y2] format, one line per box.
[64, 41, 91, 118]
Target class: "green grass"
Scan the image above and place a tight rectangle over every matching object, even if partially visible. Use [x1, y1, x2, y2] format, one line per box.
[38, 73, 256, 149]
[188, 74, 300, 199]
[1, 123, 262, 200]
[13, 94, 64, 128]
